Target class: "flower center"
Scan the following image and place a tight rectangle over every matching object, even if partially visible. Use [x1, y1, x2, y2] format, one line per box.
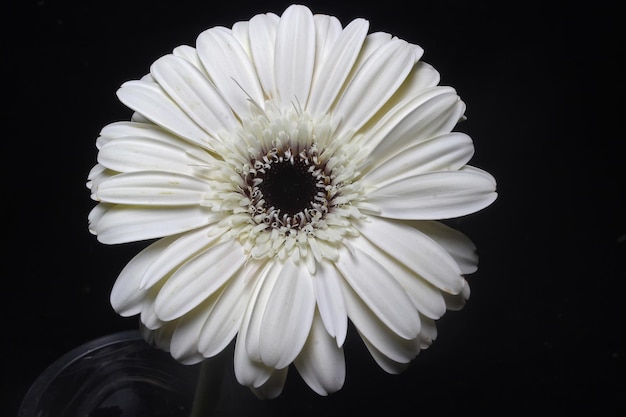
[257, 158, 317, 217]
[243, 145, 332, 230]
[210, 102, 368, 266]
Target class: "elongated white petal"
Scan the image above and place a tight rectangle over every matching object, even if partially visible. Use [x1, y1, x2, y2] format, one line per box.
[172, 45, 207, 75]
[338, 274, 420, 363]
[364, 86, 465, 161]
[248, 260, 316, 369]
[169, 298, 216, 364]
[154, 239, 246, 321]
[141, 321, 177, 353]
[443, 280, 470, 311]
[408, 221, 478, 275]
[97, 136, 203, 175]
[93, 206, 217, 244]
[231, 21, 251, 54]
[197, 261, 265, 358]
[359, 333, 413, 374]
[274, 4, 316, 107]
[151, 54, 238, 137]
[96, 121, 202, 154]
[333, 38, 417, 136]
[335, 245, 420, 339]
[312, 260, 348, 346]
[196, 27, 265, 116]
[294, 312, 346, 395]
[94, 171, 210, 206]
[234, 264, 275, 388]
[365, 167, 498, 220]
[140, 226, 218, 290]
[307, 18, 369, 116]
[400, 61, 441, 93]
[250, 368, 288, 399]
[312, 14, 342, 64]
[248, 13, 280, 99]
[351, 236, 447, 320]
[140, 285, 166, 330]
[419, 315, 438, 349]
[110, 236, 177, 316]
[362, 132, 474, 186]
[116, 80, 213, 149]
[356, 216, 465, 294]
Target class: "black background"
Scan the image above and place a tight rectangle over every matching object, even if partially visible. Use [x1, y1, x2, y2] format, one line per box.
[3, 0, 624, 416]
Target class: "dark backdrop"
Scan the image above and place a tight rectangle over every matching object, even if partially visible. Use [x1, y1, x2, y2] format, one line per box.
[3, 0, 624, 416]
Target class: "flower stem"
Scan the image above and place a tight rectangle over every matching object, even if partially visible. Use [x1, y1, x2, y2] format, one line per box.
[189, 354, 225, 417]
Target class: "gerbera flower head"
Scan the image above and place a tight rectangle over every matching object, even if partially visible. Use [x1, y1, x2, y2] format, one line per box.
[87, 4, 497, 398]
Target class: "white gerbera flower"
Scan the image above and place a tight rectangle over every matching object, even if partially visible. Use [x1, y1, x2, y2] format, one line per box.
[87, 4, 496, 398]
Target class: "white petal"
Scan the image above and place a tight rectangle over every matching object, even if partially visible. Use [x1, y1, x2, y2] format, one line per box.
[312, 14, 342, 65]
[154, 239, 246, 321]
[231, 21, 251, 55]
[443, 279, 470, 311]
[338, 275, 420, 363]
[94, 171, 210, 206]
[274, 4, 316, 107]
[109, 236, 176, 316]
[365, 167, 498, 220]
[401, 61, 441, 93]
[335, 245, 420, 339]
[409, 221, 478, 275]
[359, 333, 413, 374]
[172, 45, 207, 76]
[140, 226, 217, 290]
[306, 18, 369, 116]
[169, 301, 214, 364]
[333, 38, 417, 136]
[362, 132, 474, 187]
[86, 164, 107, 191]
[250, 368, 288, 399]
[357, 61, 441, 138]
[294, 312, 346, 395]
[364, 86, 465, 162]
[196, 27, 264, 117]
[97, 121, 195, 150]
[150, 54, 238, 137]
[139, 287, 165, 330]
[97, 136, 202, 175]
[93, 205, 218, 244]
[351, 236, 447, 320]
[248, 13, 280, 99]
[234, 265, 275, 388]
[355, 216, 465, 294]
[116, 80, 213, 149]
[419, 315, 438, 349]
[312, 260, 348, 346]
[197, 261, 265, 358]
[249, 260, 316, 369]
[141, 321, 177, 353]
